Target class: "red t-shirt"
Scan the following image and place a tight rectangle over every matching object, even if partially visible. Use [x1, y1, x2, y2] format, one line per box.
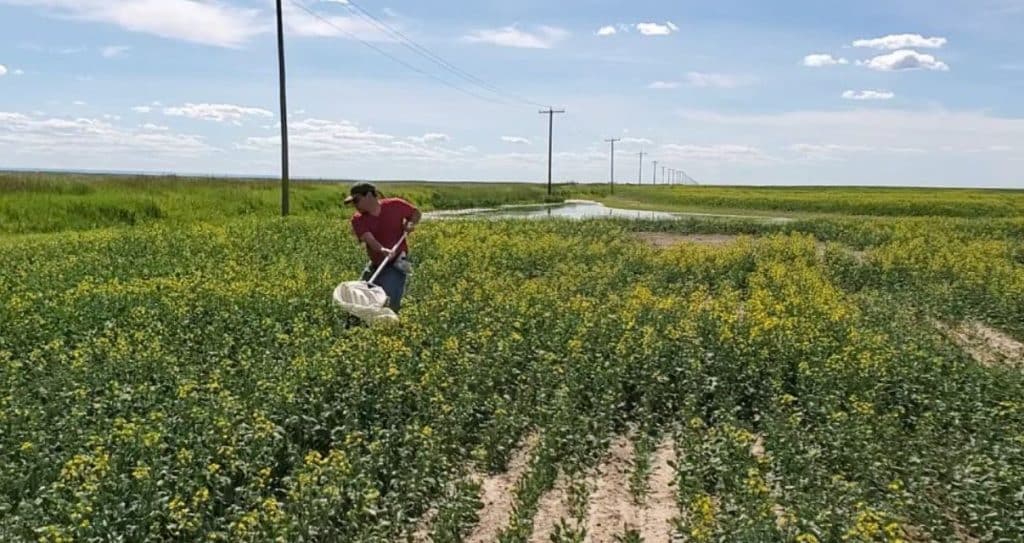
[351, 197, 416, 265]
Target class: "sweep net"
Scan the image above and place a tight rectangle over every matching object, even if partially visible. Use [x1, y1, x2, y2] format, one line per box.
[332, 281, 398, 325]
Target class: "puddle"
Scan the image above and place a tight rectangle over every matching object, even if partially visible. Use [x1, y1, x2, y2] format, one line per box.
[425, 200, 792, 222]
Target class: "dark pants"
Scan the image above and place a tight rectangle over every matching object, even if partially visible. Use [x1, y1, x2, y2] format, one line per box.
[361, 262, 408, 313]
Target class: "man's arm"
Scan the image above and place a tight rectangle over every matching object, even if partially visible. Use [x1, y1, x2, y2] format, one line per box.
[360, 231, 390, 255]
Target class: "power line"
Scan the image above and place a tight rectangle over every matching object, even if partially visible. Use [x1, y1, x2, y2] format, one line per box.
[286, 0, 508, 106]
[342, 0, 548, 108]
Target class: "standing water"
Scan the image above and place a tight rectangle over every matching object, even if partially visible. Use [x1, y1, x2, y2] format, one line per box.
[424, 200, 792, 222]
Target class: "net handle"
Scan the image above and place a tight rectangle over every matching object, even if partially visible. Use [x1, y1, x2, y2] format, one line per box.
[367, 232, 408, 285]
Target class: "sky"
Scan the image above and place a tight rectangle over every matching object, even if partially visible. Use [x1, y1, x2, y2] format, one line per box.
[1, 0, 1023, 187]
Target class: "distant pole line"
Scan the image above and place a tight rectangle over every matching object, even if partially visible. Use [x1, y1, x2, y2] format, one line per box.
[652, 160, 658, 185]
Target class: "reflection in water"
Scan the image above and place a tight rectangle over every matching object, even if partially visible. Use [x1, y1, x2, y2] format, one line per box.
[424, 200, 791, 223]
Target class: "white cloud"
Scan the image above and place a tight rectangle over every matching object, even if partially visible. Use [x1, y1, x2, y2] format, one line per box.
[0, 111, 216, 157]
[858, 49, 949, 72]
[102, 114, 121, 121]
[635, 22, 675, 36]
[842, 89, 895, 100]
[501, 136, 531, 145]
[463, 25, 569, 49]
[13, 69, 24, 75]
[132, 105, 152, 113]
[803, 54, 849, 67]
[852, 34, 947, 50]
[685, 72, 751, 88]
[239, 118, 465, 162]
[667, 21, 679, 31]
[101, 45, 130, 58]
[281, 1, 397, 41]
[621, 137, 653, 146]
[141, 123, 168, 131]
[675, 108, 1024, 158]
[0, 0, 265, 48]
[648, 81, 680, 89]
[596, 25, 617, 36]
[790, 143, 874, 161]
[410, 132, 450, 144]
[0, 65, 7, 77]
[164, 103, 273, 123]
[72, 100, 86, 106]
[658, 143, 776, 163]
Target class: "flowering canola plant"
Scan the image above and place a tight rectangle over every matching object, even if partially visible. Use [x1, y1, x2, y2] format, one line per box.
[1, 214, 1023, 541]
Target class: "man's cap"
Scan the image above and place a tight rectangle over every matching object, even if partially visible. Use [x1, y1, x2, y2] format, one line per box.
[344, 182, 377, 204]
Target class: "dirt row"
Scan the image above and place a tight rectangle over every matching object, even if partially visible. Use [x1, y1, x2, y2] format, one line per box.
[415, 433, 681, 542]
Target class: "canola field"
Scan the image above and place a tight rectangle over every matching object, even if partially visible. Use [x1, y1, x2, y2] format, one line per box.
[2, 177, 1024, 542]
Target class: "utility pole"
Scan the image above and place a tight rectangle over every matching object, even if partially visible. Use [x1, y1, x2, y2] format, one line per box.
[275, 0, 290, 216]
[661, 166, 666, 186]
[652, 160, 658, 185]
[638, 148, 646, 185]
[538, 107, 565, 196]
[605, 138, 621, 194]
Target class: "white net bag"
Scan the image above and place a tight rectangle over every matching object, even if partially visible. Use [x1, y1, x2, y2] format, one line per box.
[332, 281, 398, 325]
[333, 232, 406, 326]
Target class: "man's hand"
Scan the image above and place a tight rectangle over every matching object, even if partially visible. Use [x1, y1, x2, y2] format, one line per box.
[404, 221, 417, 233]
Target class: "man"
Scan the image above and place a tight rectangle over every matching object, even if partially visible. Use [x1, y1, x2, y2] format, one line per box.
[345, 182, 421, 313]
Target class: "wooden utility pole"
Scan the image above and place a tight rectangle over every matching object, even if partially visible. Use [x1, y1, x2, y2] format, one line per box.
[275, 0, 290, 216]
[539, 108, 565, 196]
[605, 138, 621, 194]
[637, 149, 646, 185]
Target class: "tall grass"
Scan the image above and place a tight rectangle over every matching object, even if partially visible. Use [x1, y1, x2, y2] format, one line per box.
[573, 184, 1024, 218]
[0, 173, 568, 235]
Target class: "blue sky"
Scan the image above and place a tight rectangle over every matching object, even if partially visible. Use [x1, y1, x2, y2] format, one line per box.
[1, 0, 1023, 187]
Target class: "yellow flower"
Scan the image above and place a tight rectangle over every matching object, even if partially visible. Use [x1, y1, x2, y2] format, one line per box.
[20, 441, 33, 452]
[132, 465, 151, 480]
[207, 463, 221, 474]
[796, 534, 820, 543]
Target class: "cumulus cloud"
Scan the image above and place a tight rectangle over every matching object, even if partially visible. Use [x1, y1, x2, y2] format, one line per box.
[164, 103, 273, 123]
[853, 34, 947, 50]
[0, 0, 265, 48]
[648, 81, 680, 89]
[0, 65, 7, 76]
[596, 25, 616, 36]
[621, 137, 653, 145]
[239, 118, 466, 163]
[803, 54, 849, 67]
[463, 25, 568, 49]
[280, 1, 397, 41]
[0, 110, 216, 157]
[635, 22, 675, 36]
[658, 143, 776, 163]
[858, 49, 949, 71]
[501, 136, 531, 145]
[842, 90, 895, 100]
[132, 105, 152, 113]
[409, 132, 450, 144]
